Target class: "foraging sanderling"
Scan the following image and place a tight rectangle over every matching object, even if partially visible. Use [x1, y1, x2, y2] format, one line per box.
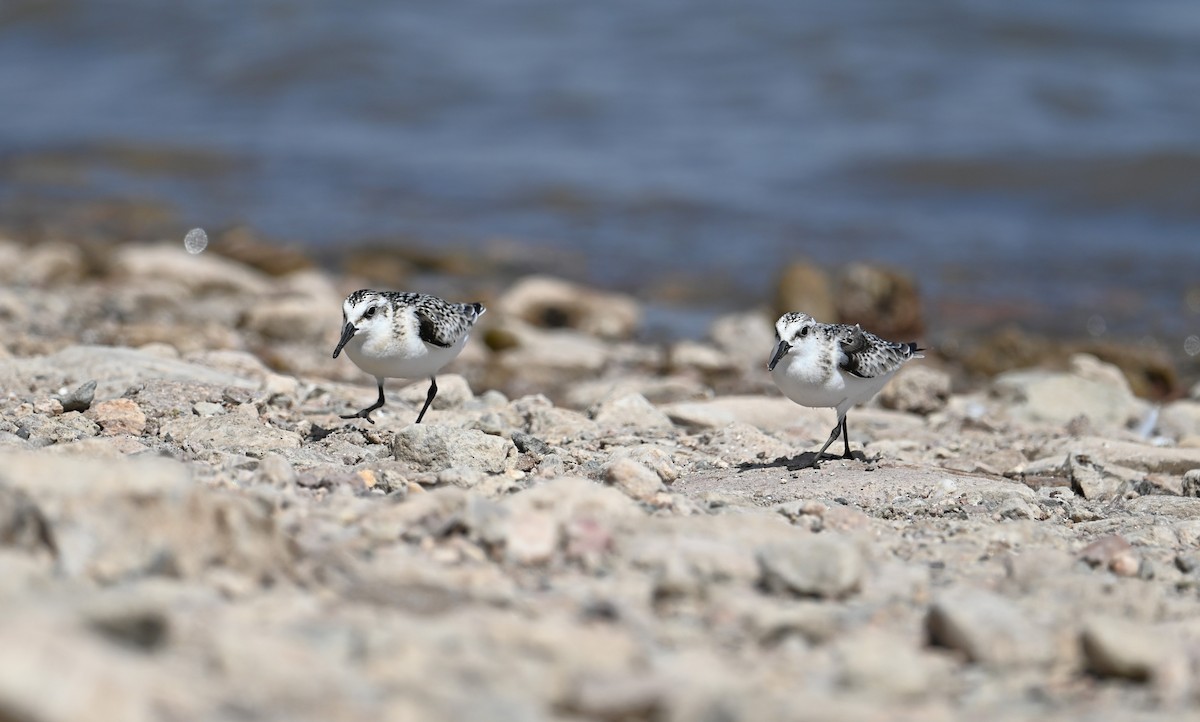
[769, 312, 922, 468]
[332, 290, 485, 424]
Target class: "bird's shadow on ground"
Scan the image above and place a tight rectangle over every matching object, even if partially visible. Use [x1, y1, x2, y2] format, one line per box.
[737, 450, 869, 472]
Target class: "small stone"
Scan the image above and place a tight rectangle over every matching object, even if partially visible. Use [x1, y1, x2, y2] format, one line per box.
[33, 397, 64, 416]
[1067, 453, 1126, 501]
[193, 401, 225, 417]
[56, 380, 97, 413]
[511, 431, 551, 457]
[393, 425, 514, 473]
[89, 399, 147, 436]
[1079, 534, 1139, 576]
[1183, 469, 1200, 498]
[603, 457, 665, 502]
[757, 535, 864, 599]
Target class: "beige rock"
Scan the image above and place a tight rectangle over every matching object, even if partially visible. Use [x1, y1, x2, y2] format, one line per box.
[834, 263, 924, 340]
[496, 275, 641, 339]
[772, 260, 836, 323]
[992, 354, 1148, 429]
[926, 588, 1056, 669]
[757, 534, 864, 599]
[1051, 437, 1200, 476]
[1078, 534, 1139, 577]
[590, 393, 673, 432]
[661, 395, 825, 431]
[836, 631, 939, 699]
[1159, 400, 1200, 439]
[879, 365, 951, 415]
[604, 457, 665, 502]
[112, 242, 271, 295]
[89, 398, 147, 436]
[667, 340, 738, 374]
[709, 310, 776, 369]
[1082, 617, 1184, 684]
[503, 509, 560, 565]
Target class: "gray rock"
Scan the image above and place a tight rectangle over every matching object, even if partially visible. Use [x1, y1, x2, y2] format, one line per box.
[511, 431, 551, 457]
[1055, 438, 1200, 476]
[603, 457, 665, 502]
[590, 393, 673, 432]
[1067, 453, 1131, 501]
[393, 425, 514, 473]
[0, 345, 256, 402]
[926, 588, 1055, 669]
[757, 535, 864, 599]
[55, 379, 97, 412]
[15, 412, 100, 447]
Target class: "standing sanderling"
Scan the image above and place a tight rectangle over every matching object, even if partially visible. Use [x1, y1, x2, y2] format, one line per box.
[333, 290, 485, 424]
[769, 312, 922, 468]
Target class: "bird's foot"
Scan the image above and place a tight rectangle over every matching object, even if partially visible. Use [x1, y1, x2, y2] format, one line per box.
[339, 410, 377, 424]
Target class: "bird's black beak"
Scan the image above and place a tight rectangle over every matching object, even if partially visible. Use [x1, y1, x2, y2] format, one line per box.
[332, 322, 356, 359]
[768, 339, 790, 371]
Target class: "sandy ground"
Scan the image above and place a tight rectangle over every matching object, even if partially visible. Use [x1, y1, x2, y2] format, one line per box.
[1, 240, 1200, 722]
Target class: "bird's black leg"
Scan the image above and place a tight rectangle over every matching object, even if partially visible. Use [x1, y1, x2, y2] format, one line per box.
[809, 418, 844, 468]
[839, 416, 852, 459]
[414, 376, 438, 424]
[341, 379, 386, 424]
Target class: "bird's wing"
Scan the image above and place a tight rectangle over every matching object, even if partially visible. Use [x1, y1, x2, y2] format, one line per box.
[838, 325, 919, 378]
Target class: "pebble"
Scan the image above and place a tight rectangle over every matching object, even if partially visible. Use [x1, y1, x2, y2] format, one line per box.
[89, 399, 147, 436]
[603, 457, 665, 502]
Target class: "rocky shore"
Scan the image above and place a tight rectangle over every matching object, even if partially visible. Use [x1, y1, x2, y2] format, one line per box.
[2, 239, 1200, 722]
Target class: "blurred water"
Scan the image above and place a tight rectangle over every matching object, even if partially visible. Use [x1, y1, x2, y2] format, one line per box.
[1, 0, 1198, 341]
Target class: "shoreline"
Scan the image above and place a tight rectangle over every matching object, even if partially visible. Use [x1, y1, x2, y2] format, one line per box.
[0, 238, 1199, 719]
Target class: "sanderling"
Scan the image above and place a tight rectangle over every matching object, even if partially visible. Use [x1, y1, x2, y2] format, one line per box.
[769, 312, 922, 468]
[333, 290, 485, 424]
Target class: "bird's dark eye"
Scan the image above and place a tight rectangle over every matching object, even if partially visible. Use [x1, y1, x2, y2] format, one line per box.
[364, 306, 377, 319]
[799, 326, 809, 338]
